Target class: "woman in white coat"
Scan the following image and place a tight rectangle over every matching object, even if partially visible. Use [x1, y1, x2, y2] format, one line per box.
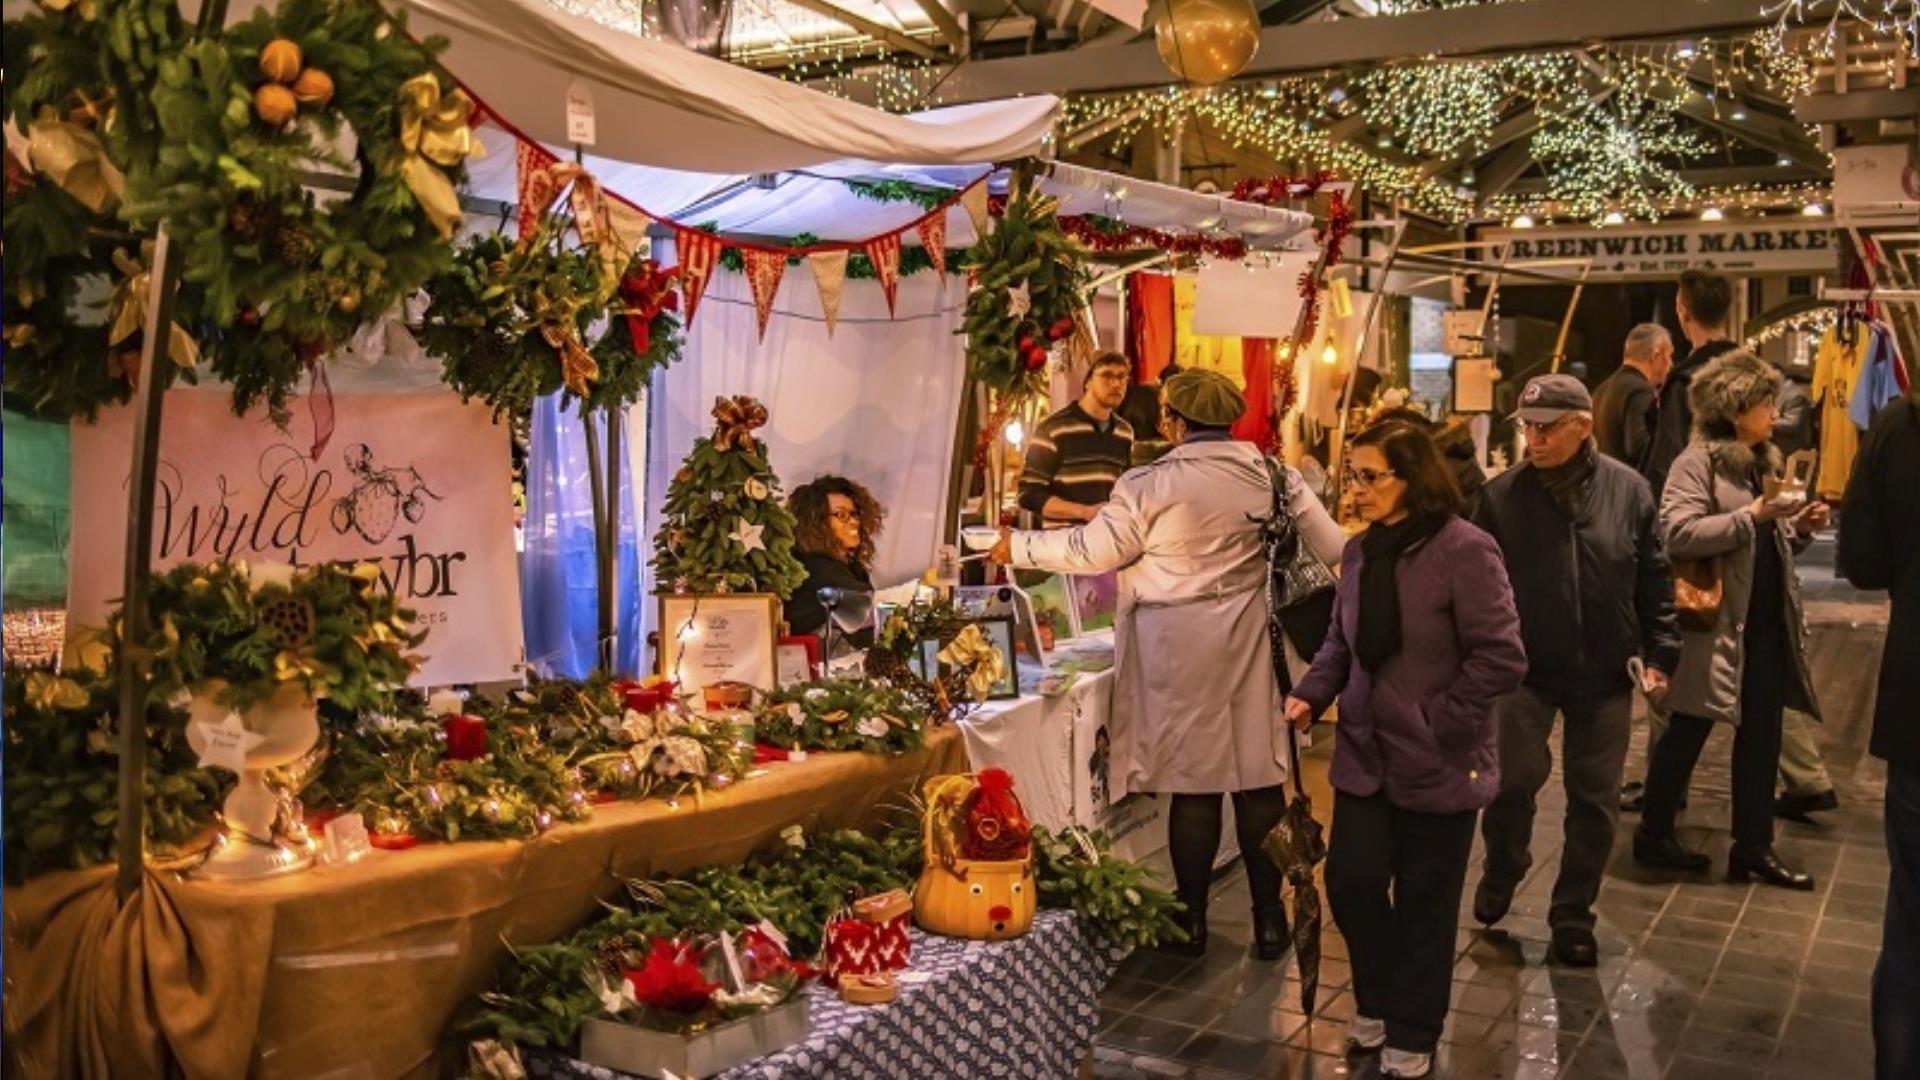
[991, 370, 1343, 958]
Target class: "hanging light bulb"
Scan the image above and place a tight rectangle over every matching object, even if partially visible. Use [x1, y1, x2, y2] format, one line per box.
[1004, 419, 1026, 447]
[1801, 202, 1826, 216]
[1320, 342, 1339, 366]
[1511, 214, 1536, 229]
[1601, 210, 1627, 226]
[1700, 207, 1725, 221]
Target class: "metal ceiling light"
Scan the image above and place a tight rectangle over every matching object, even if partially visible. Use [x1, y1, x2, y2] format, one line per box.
[649, 0, 735, 56]
[1147, 0, 1260, 86]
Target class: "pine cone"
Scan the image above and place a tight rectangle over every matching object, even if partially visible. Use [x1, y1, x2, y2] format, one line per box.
[227, 195, 269, 241]
[273, 223, 317, 265]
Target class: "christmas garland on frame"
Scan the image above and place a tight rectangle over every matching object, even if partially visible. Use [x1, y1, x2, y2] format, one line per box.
[958, 191, 1090, 400]
[2, 0, 474, 423]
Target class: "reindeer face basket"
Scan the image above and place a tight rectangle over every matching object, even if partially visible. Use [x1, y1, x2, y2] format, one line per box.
[913, 770, 1037, 941]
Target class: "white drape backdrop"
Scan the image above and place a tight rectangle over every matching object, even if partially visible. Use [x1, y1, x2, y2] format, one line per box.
[643, 265, 968, 637]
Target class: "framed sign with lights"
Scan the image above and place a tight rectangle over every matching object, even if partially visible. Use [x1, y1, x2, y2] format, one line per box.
[657, 593, 781, 695]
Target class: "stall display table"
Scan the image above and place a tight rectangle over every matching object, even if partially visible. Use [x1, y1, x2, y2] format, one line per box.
[526, 910, 1125, 1080]
[3, 730, 968, 1080]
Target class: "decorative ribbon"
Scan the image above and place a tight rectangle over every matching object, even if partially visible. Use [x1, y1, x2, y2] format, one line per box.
[106, 246, 201, 385]
[23, 671, 89, 712]
[26, 115, 125, 215]
[616, 260, 681, 356]
[397, 73, 482, 240]
[710, 395, 769, 452]
[531, 284, 598, 396]
[938, 624, 1006, 703]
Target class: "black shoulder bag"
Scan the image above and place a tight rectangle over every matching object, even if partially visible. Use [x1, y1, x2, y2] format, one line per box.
[1256, 457, 1338, 678]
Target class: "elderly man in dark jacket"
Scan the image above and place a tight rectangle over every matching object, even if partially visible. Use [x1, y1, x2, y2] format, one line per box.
[1468, 374, 1683, 967]
[1837, 394, 1920, 1080]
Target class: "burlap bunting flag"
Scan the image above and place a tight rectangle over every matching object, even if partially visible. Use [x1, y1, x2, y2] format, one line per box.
[515, 138, 562, 238]
[808, 250, 850, 337]
[959, 180, 992, 241]
[607, 200, 653, 261]
[916, 210, 948, 277]
[673, 226, 725, 328]
[743, 248, 787, 341]
[866, 232, 902, 316]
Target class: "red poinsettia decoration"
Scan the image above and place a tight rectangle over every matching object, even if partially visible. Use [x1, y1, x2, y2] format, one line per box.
[444, 714, 488, 762]
[624, 937, 719, 1014]
[617, 260, 682, 356]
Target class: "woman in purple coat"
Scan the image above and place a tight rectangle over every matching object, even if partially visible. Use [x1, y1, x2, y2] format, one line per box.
[1284, 422, 1527, 1080]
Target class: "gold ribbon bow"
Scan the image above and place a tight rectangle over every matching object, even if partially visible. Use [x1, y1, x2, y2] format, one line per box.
[397, 73, 482, 240]
[534, 286, 600, 397]
[466, 1040, 527, 1080]
[26, 112, 125, 215]
[24, 671, 91, 712]
[939, 624, 1006, 703]
[711, 396, 769, 452]
[107, 245, 202, 384]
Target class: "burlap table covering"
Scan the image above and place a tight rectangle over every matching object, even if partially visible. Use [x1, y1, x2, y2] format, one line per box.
[3, 728, 968, 1078]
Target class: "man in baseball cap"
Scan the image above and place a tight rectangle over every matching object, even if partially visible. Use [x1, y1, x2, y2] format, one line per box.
[1467, 369, 1681, 968]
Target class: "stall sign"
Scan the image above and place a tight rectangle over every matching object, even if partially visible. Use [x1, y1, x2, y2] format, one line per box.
[69, 390, 525, 686]
[1480, 220, 1840, 280]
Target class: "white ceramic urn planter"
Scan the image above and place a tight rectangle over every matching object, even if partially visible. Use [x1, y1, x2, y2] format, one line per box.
[186, 681, 322, 880]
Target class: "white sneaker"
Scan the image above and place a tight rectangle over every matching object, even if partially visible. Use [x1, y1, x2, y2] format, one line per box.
[1347, 1015, 1386, 1051]
[1380, 1047, 1433, 1078]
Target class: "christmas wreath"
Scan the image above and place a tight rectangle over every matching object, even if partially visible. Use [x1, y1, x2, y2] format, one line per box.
[107, 559, 426, 714]
[758, 677, 929, 756]
[958, 191, 1089, 399]
[421, 213, 682, 418]
[2, 0, 474, 423]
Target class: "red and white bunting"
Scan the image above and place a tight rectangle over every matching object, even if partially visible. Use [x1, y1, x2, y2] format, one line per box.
[515, 139, 562, 238]
[807, 251, 850, 337]
[916, 210, 948, 277]
[743, 249, 787, 341]
[673, 227, 725, 328]
[866, 232, 903, 316]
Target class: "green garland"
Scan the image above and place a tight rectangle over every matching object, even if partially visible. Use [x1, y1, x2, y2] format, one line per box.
[3, 0, 468, 424]
[713, 230, 967, 280]
[758, 677, 928, 755]
[2, 666, 223, 883]
[958, 191, 1089, 399]
[109, 559, 425, 713]
[842, 178, 952, 212]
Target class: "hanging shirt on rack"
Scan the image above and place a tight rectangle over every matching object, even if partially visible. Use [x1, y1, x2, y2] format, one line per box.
[1812, 319, 1873, 498]
[1850, 323, 1908, 432]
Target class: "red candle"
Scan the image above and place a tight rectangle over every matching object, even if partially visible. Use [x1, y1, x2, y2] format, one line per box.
[444, 713, 488, 761]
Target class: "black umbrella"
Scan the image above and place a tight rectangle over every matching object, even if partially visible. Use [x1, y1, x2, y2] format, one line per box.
[1262, 732, 1327, 1019]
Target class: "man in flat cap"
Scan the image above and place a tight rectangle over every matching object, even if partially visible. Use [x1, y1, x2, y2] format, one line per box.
[1466, 373, 1681, 967]
[991, 369, 1344, 960]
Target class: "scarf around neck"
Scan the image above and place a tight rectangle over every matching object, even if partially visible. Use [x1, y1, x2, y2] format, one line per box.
[1355, 513, 1447, 674]
[1537, 440, 1599, 522]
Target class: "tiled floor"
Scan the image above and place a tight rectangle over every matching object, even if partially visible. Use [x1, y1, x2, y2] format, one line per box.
[1094, 537, 1892, 1079]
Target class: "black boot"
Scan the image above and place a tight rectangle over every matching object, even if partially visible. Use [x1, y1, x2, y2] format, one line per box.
[1163, 897, 1208, 957]
[1633, 827, 1711, 872]
[1728, 845, 1816, 891]
[1775, 789, 1839, 824]
[1252, 905, 1289, 961]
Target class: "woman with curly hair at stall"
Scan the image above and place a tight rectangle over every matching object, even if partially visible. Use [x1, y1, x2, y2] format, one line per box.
[785, 475, 886, 647]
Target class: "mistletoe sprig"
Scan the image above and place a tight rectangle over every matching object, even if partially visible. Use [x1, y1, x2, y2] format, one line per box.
[958, 190, 1089, 399]
[109, 559, 426, 714]
[758, 677, 929, 756]
[2, 666, 224, 884]
[3, 0, 472, 423]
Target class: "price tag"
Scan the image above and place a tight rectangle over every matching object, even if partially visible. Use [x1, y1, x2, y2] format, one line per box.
[565, 80, 597, 147]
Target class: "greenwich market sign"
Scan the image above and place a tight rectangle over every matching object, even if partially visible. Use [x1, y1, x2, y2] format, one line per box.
[1479, 220, 1841, 281]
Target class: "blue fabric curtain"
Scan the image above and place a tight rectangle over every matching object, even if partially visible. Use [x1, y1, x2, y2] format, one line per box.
[521, 395, 641, 678]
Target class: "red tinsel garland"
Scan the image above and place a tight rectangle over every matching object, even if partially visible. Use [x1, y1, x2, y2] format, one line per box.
[1225, 171, 1354, 423]
[985, 195, 1248, 259]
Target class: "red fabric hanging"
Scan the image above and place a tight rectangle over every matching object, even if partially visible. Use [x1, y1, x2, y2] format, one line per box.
[1232, 338, 1278, 451]
[1128, 272, 1175, 383]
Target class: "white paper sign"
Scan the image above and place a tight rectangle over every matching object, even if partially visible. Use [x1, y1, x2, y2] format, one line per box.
[1834, 144, 1918, 212]
[565, 80, 597, 147]
[1190, 253, 1317, 338]
[69, 390, 525, 686]
[192, 712, 264, 773]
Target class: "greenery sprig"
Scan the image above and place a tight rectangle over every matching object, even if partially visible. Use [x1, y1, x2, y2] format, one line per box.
[758, 677, 928, 755]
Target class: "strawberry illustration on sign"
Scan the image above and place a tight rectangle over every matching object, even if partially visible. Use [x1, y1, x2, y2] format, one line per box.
[331, 443, 441, 544]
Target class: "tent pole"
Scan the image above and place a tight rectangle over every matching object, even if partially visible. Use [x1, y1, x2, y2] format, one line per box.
[601, 403, 621, 672]
[582, 409, 610, 674]
[1328, 220, 1407, 507]
[113, 225, 183, 903]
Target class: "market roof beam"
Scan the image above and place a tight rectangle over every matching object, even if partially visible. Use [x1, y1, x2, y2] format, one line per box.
[910, 0, 970, 52]
[929, 0, 1770, 103]
[780, 0, 943, 58]
[1795, 86, 1920, 123]
[1674, 94, 1828, 172]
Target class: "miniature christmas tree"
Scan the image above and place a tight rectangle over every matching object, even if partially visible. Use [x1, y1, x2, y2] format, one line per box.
[651, 396, 806, 597]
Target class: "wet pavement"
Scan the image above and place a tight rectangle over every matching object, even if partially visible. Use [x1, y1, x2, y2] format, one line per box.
[1093, 536, 1892, 1079]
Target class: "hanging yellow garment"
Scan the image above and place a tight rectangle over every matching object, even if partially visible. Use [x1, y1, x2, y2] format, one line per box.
[1811, 324, 1871, 498]
[1172, 275, 1245, 388]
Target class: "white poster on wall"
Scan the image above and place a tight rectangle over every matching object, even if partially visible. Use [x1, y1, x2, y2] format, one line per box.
[1191, 252, 1317, 338]
[69, 390, 524, 686]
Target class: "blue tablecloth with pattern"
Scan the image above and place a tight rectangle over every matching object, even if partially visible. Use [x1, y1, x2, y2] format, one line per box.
[525, 910, 1126, 1080]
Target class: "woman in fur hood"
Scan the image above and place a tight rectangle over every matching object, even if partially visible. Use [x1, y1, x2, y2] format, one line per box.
[1633, 349, 1831, 891]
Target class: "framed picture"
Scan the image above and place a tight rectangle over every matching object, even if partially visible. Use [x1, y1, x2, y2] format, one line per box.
[657, 593, 781, 694]
[1025, 574, 1080, 643]
[775, 634, 821, 688]
[965, 616, 1021, 700]
[1067, 572, 1119, 635]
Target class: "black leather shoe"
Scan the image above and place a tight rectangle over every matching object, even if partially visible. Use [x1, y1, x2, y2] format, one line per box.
[1163, 900, 1208, 957]
[1252, 905, 1289, 961]
[1633, 828, 1711, 872]
[1550, 926, 1599, 967]
[1729, 846, 1816, 891]
[1472, 878, 1514, 927]
[1619, 781, 1646, 813]
[1775, 789, 1840, 824]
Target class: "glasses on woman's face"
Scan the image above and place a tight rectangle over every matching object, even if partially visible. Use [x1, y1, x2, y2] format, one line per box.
[828, 509, 861, 524]
[1344, 467, 1398, 490]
